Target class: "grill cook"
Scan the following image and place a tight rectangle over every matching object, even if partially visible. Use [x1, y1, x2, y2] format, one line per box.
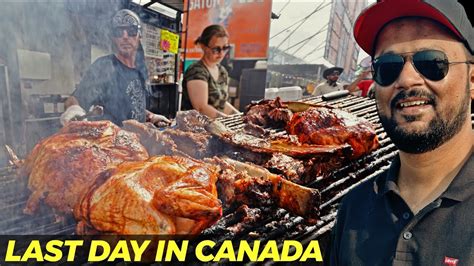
[60, 9, 169, 127]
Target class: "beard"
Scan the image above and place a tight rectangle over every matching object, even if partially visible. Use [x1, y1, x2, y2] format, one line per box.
[377, 85, 470, 154]
[117, 44, 135, 57]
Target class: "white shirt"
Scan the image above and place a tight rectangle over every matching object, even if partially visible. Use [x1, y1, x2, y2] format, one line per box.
[312, 81, 344, 96]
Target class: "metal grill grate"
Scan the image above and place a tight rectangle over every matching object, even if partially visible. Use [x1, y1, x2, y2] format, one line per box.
[196, 95, 398, 252]
[0, 94, 396, 241]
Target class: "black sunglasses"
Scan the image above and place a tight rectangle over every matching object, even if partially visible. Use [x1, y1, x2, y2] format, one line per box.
[111, 26, 139, 38]
[372, 49, 474, 86]
[207, 45, 231, 54]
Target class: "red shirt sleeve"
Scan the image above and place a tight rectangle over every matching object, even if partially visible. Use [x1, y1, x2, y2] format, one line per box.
[357, 80, 374, 97]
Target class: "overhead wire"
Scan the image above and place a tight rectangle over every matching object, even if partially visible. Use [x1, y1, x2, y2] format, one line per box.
[302, 39, 327, 59]
[286, 23, 328, 55]
[308, 56, 324, 63]
[273, 1, 331, 50]
[275, 0, 291, 18]
[270, 1, 329, 40]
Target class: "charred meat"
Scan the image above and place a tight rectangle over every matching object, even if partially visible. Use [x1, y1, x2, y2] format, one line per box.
[210, 157, 321, 219]
[243, 97, 293, 128]
[201, 205, 264, 238]
[123, 119, 221, 159]
[263, 153, 306, 184]
[287, 107, 379, 159]
[22, 121, 149, 216]
[122, 120, 181, 156]
[175, 110, 212, 133]
[207, 120, 352, 159]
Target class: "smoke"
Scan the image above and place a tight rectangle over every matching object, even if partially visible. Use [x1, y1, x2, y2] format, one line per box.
[0, 0, 124, 163]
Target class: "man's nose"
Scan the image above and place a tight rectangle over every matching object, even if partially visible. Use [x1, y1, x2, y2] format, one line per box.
[119, 29, 129, 38]
[394, 59, 424, 89]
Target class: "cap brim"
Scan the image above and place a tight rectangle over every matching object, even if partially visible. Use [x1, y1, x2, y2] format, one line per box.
[323, 67, 344, 79]
[354, 0, 463, 55]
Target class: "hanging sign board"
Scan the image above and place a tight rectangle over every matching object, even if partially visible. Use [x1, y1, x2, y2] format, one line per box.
[161, 29, 180, 54]
[182, 0, 272, 60]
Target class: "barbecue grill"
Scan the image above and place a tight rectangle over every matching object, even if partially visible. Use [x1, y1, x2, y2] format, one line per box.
[0, 94, 418, 261]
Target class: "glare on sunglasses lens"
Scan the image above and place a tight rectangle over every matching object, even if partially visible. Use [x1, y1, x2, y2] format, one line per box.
[374, 50, 451, 86]
[375, 55, 404, 86]
[413, 51, 448, 81]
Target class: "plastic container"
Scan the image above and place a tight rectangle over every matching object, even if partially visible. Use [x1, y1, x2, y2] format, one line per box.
[264, 87, 279, 99]
[278, 86, 303, 101]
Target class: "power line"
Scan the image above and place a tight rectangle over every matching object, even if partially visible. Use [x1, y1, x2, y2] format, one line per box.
[271, 1, 330, 44]
[308, 56, 324, 63]
[287, 23, 328, 56]
[275, 0, 291, 17]
[302, 39, 327, 59]
[305, 47, 327, 63]
[270, 1, 328, 40]
[306, 51, 326, 64]
[270, 1, 326, 40]
[283, 25, 326, 55]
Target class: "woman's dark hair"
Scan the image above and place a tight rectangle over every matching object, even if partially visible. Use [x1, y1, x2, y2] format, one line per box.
[194, 24, 229, 46]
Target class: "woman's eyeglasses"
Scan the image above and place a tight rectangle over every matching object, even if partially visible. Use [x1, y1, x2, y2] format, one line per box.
[111, 26, 139, 38]
[207, 45, 231, 54]
[372, 49, 474, 86]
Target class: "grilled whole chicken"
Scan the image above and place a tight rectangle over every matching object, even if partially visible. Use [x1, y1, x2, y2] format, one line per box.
[287, 107, 379, 159]
[75, 156, 222, 235]
[22, 121, 149, 215]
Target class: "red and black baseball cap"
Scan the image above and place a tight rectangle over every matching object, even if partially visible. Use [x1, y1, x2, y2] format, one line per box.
[353, 0, 474, 56]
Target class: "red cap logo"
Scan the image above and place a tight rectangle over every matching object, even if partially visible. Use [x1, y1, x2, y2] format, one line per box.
[444, 256, 459, 266]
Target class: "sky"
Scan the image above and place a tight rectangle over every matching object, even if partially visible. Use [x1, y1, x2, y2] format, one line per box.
[269, 0, 376, 66]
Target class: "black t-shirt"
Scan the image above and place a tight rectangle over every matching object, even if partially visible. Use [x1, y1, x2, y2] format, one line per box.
[72, 54, 149, 126]
[327, 155, 474, 265]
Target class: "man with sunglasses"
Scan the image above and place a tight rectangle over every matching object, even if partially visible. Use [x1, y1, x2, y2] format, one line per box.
[327, 0, 473, 265]
[61, 9, 169, 126]
[312, 66, 345, 96]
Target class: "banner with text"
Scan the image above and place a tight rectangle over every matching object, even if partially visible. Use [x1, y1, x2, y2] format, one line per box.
[182, 0, 272, 60]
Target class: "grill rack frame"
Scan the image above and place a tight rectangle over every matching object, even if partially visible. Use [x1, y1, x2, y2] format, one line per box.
[0, 95, 397, 247]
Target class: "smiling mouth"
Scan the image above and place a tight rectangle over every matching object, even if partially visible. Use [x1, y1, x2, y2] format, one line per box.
[397, 100, 430, 108]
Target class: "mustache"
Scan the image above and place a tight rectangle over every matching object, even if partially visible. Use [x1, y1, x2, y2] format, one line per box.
[390, 89, 436, 109]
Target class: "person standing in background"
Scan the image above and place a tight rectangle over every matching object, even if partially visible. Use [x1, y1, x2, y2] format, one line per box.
[312, 66, 345, 96]
[61, 9, 169, 126]
[182, 24, 239, 118]
[345, 69, 374, 97]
